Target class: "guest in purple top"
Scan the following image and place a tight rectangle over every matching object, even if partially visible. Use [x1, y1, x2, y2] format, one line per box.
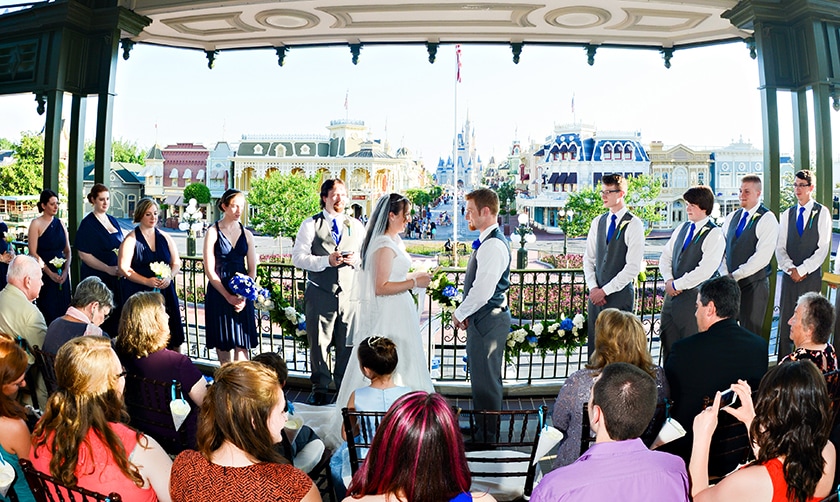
[115, 291, 207, 451]
[532, 363, 688, 502]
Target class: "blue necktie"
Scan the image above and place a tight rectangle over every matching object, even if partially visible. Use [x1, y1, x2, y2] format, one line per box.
[797, 207, 805, 237]
[735, 211, 750, 238]
[606, 214, 617, 244]
[682, 223, 695, 251]
[331, 218, 341, 245]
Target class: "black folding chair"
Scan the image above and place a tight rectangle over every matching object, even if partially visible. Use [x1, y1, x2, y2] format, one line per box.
[19, 458, 122, 502]
[122, 374, 192, 455]
[340, 408, 387, 475]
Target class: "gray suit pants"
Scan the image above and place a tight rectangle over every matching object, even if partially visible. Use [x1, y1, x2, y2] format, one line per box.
[305, 285, 352, 393]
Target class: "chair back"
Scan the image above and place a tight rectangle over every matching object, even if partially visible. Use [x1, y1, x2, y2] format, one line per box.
[31, 345, 58, 397]
[457, 406, 546, 500]
[340, 408, 386, 475]
[122, 374, 191, 455]
[580, 404, 595, 456]
[18, 458, 123, 502]
[824, 370, 840, 427]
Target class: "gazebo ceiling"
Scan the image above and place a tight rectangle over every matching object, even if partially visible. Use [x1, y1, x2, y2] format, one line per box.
[121, 0, 751, 53]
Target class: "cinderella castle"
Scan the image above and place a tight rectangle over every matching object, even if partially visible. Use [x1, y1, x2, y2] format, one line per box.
[434, 116, 483, 190]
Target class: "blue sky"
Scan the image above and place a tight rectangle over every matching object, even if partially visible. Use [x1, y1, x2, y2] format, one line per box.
[2, 37, 837, 164]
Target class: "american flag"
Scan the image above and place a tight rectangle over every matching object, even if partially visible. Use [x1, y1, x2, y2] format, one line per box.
[456, 44, 462, 83]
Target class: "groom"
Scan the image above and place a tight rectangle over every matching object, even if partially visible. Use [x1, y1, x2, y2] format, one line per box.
[292, 178, 364, 405]
[453, 188, 511, 427]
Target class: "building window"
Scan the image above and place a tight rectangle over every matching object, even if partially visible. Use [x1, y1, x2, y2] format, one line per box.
[624, 145, 633, 161]
[253, 144, 263, 155]
[661, 172, 669, 188]
[603, 145, 612, 161]
[673, 167, 688, 188]
[698, 172, 705, 185]
[127, 194, 136, 216]
[182, 168, 192, 180]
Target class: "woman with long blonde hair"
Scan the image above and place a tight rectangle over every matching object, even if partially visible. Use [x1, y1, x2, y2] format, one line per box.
[550, 308, 669, 467]
[30, 336, 172, 501]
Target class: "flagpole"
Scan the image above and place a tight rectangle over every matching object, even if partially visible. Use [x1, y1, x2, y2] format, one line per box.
[452, 44, 460, 267]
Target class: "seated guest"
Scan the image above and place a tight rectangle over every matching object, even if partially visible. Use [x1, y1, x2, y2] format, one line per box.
[663, 275, 767, 475]
[551, 309, 668, 468]
[170, 361, 319, 502]
[43, 276, 114, 354]
[253, 351, 323, 471]
[30, 336, 172, 502]
[691, 360, 835, 500]
[533, 363, 689, 501]
[0, 339, 35, 502]
[781, 291, 837, 373]
[332, 337, 411, 499]
[115, 292, 207, 450]
[344, 391, 496, 502]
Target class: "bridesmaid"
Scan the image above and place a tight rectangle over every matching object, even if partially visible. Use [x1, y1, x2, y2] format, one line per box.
[28, 189, 71, 325]
[203, 189, 258, 364]
[118, 197, 185, 351]
[75, 183, 124, 336]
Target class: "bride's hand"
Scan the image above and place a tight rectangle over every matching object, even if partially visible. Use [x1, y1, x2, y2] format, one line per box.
[411, 272, 432, 289]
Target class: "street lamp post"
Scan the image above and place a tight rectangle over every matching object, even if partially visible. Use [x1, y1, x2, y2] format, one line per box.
[514, 212, 536, 269]
[557, 204, 574, 265]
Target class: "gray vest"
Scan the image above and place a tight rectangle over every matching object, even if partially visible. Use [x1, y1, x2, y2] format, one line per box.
[306, 213, 362, 295]
[785, 203, 823, 266]
[463, 227, 511, 317]
[672, 220, 717, 281]
[595, 211, 636, 294]
[725, 205, 771, 285]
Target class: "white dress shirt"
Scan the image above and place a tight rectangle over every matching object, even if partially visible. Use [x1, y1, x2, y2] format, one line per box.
[292, 210, 363, 272]
[454, 224, 511, 321]
[719, 203, 779, 280]
[583, 207, 644, 295]
[775, 199, 832, 276]
[659, 216, 725, 291]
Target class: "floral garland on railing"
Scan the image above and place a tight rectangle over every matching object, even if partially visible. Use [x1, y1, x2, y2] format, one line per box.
[505, 314, 587, 364]
[257, 275, 308, 349]
[427, 271, 462, 327]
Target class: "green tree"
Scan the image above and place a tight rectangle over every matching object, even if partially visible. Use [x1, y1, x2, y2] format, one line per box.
[406, 188, 432, 208]
[247, 172, 320, 239]
[183, 182, 211, 204]
[0, 132, 43, 196]
[780, 172, 796, 211]
[562, 174, 665, 237]
[494, 181, 516, 212]
[84, 139, 146, 165]
[0, 138, 14, 150]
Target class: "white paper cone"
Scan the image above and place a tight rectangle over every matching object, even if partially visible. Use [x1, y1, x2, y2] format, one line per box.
[533, 426, 564, 465]
[0, 455, 15, 498]
[650, 418, 686, 450]
[284, 416, 304, 444]
[170, 399, 191, 431]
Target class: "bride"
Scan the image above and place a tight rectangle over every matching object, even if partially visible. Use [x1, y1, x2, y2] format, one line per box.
[336, 194, 435, 411]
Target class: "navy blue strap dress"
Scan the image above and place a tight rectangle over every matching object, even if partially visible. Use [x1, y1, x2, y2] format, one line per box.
[0, 222, 8, 290]
[121, 227, 185, 349]
[36, 217, 71, 325]
[76, 212, 124, 336]
[204, 222, 257, 351]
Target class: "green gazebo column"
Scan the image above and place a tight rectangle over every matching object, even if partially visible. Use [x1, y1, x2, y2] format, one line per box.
[68, 94, 86, 286]
[760, 86, 781, 343]
[791, 90, 809, 172]
[43, 90, 64, 191]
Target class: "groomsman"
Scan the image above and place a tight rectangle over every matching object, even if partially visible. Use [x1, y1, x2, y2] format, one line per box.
[583, 173, 644, 357]
[453, 188, 511, 428]
[292, 179, 365, 405]
[720, 175, 778, 337]
[776, 170, 831, 359]
[659, 186, 725, 359]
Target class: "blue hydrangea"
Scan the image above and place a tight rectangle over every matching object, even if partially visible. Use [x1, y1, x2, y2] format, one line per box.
[560, 318, 574, 331]
[297, 320, 306, 331]
[442, 285, 457, 298]
[526, 335, 538, 346]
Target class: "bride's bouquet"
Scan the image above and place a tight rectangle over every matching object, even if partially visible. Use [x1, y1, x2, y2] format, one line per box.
[228, 273, 274, 311]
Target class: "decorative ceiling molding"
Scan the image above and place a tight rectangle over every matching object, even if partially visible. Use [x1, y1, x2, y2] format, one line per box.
[611, 8, 711, 33]
[161, 12, 264, 36]
[317, 3, 540, 29]
[545, 6, 612, 30]
[255, 9, 320, 30]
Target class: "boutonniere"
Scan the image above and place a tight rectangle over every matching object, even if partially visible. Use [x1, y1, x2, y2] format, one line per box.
[343, 218, 352, 236]
[745, 212, 761, 230]
[693, 226, 710, 243]
[614, 219, 630, 240]
[472, 238, 481, 250]
[808, 207, 819, 229]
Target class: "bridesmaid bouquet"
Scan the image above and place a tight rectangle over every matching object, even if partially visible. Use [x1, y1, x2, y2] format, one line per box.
[228, 273, 274, 311]
[149, 261, 171, 292]
[49, 257, 66, 290]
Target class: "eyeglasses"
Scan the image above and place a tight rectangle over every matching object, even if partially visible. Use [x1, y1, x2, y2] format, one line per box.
[793, 183, 811, 188]
[600, 190, 621, 195]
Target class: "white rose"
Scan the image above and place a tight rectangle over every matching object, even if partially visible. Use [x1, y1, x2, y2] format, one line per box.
[284, 306, 297, 322]
[507, 339, 516, 347]
[573, 314, 585, 329]
[531, 323, 544, 336]
[548, 323, 560, 333]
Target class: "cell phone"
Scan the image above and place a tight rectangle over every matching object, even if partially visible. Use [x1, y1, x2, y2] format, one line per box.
[719, 389, 739, 409]
[340, 251, 352, 256]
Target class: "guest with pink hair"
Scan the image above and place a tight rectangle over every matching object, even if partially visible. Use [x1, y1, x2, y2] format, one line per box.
[344, 391, 495, 502]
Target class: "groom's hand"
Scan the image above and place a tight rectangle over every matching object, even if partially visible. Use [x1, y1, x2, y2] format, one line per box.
[453, 314, 469, 330]
[328, 251, 344, 267]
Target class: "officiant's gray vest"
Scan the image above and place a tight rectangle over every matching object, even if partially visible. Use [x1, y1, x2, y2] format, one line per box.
[307, 213, 362, 295]
[672, 220, 717, 281]
[785, 203, 822, 266]
[725, 205, 771, 285]
[463, 227, 510, 318]
[595, 212, 636, 297]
